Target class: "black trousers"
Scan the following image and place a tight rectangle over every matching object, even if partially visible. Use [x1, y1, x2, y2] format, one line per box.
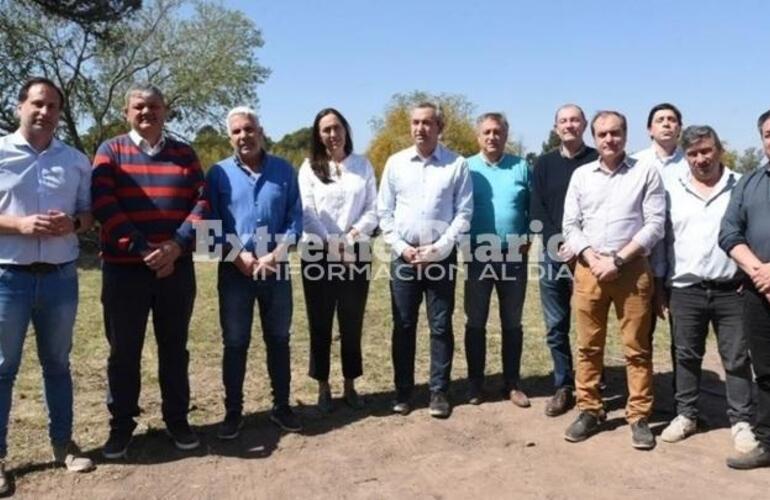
[669, 285, 753, 424]
[101, 259, 195, 432]
[301, 253, 370, 382]
[744, 286, 770, 447]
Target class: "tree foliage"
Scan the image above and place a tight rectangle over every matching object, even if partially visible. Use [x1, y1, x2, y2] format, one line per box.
[270, 127, 312, 168]
[28, 0, 141, 34]
[367, 91, 479, 178]
[192, 125, 232, 172]
[0, 0, 269, 155]
[541, 129, 561, 154]
[733, 146, 764, 173]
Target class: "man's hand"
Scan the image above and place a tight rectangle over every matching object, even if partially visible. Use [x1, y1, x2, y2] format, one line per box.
[653, 278, 669, 320]
[414, 245, 438, 264]
[143, 240, 182, 272]
[234, 251, 257, 277]
[47, 210, 77, 235]
[16, 214, 56, 236]
[155, 261, 175, 279]
[253, 252, 278, 278]
[557, 243, 575, 263]
[401, 246, 419, 264]
[593, 254, 619, 282]
[750, 263, 770, 293]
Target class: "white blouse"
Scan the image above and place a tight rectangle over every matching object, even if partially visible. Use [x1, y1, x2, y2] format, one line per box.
[298, 153, 378, 241]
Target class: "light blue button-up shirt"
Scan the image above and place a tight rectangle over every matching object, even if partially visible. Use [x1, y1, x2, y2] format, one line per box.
[377, 144, 473, 257]
[0, 131, 91, 264]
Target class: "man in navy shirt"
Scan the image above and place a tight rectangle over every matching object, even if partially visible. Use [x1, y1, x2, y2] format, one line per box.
[205, 106, 303, 439]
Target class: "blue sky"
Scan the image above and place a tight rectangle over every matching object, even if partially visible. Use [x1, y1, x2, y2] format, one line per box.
[225, 0, 768, 155]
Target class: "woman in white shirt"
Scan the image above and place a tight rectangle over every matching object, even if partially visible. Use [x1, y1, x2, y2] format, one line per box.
[298, 108, 378, 413]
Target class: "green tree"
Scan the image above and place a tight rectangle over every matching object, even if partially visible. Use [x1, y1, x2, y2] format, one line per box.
[28, 0, 141, 34]
[367, 91, 479, 178]
[270, 127, 312, 168]
[541, 129, 561, 154]
[0, 0, 270, 155]
[734, 147, 764, 174]
[192, 125, 232, 172]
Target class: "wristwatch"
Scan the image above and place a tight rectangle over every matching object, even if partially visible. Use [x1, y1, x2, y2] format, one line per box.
[612, 251, 625, 270]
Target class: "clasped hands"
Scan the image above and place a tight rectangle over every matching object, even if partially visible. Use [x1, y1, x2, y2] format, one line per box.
[582, 248, 619, 283]
[749, 262, 770, 303]
[142, 240, 182, 279]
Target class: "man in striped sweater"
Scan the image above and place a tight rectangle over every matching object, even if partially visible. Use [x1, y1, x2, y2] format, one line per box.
[91, 84, 207, 459]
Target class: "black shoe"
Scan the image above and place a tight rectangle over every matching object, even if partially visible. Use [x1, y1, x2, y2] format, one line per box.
[102, 429, 133, 459]
[392, 389, 412, 415]
[270, 405, 302, 432]
[564, 411, 605, 442]
[344, 389, 365, 410]
[545, 387, 575, 417]
[166, 420, 200, 450]
[467, 381, 483, 406]
[429, 391, 451, 419]
[727, 444, 770, 470]
[217, 412, 244, 440]
[630, 418, 656, 450]
[317, 389, 334, 414]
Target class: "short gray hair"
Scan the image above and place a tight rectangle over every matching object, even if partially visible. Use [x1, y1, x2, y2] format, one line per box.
[554, 104, 586, 124]
[226, 106, 260, 128]
[411, 101, 444, 127]
[476, 112, 509, 133]
[680, 125, 723, 152]
[124, 83, 165, 108]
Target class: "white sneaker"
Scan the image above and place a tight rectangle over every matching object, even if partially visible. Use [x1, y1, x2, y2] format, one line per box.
[661, 415, 697, 443]
[732, 422, 760, 454]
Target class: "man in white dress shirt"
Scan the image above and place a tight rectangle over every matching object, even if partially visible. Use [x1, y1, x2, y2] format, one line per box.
[377, 102, 473, 419]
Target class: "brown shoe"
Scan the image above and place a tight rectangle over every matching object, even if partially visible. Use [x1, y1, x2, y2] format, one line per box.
[545, 387, 575, 417]
[509, 389, 531, 408]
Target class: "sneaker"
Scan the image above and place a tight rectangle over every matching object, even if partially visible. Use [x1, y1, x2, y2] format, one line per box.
[217, 412, 244, 440]
[317, 389, 334, 414]
[509, 389, 531, 408]
[726, 444, 770, 470]
[270, 406, 302, 432]
[0, 460, 8, 495]
[429, 391, 451, 419]
[102, 429, 133, 459]
[564, 411, 605, 442]
[52, 441, 94, 473]
[344, 388, 365, 410]
[732, 422, 760, 454]
[166, 421, 200, 451]
[545, 387, 575, 417]
[661, 415, 697, 443]
[630, 418, 656, 450]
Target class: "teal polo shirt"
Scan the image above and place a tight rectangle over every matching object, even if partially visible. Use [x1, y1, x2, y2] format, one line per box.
[467, 152, 531, 250]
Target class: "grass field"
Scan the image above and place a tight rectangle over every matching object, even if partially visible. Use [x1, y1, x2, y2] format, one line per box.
[8, 240, 671, 472]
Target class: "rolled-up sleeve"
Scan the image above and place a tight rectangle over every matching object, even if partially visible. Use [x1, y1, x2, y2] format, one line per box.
[631, 167, 666, 253]
[719, 174, 749, 254]
[562, 170, 590, 256]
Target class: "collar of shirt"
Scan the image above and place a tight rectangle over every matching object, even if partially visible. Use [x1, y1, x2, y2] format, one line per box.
[559, 143, 586, 159]
[129, 129, 166, 156]
[480, 151, 505, 167]
[9, 130, 61, 154]
[234, 152, 267, 182]
[677, 165, 736, 203]
[650, 144, 684, 166]
[409, 144, 443, 165]
[593, 154, 632, 175]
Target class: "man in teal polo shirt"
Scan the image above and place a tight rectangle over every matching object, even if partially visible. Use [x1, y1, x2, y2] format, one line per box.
[464, 112, 532, 407]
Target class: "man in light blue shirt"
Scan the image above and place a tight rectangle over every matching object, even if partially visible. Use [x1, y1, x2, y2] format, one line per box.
[205, 106, 303, 438]
[377, 101, 473, 418]
[463, 112, 532, 408]
[0, 77, 93, 489]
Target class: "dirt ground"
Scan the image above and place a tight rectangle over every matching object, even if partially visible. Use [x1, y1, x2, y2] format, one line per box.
[8, 350, 770, 500]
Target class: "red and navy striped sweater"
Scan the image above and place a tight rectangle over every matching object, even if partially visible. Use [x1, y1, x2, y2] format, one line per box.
[91, 134, 208, 263]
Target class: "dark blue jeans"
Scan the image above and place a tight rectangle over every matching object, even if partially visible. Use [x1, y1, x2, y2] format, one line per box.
[464, 260, 527, 388]
[102, 259, 195, 433]
[538, 255, 574, 389]
[390, 254, 456, 395]
[218, 263, 292, 412]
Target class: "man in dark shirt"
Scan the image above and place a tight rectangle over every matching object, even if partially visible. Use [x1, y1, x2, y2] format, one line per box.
[531, 104, 598, 416]
[719, 109, 770, 469]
